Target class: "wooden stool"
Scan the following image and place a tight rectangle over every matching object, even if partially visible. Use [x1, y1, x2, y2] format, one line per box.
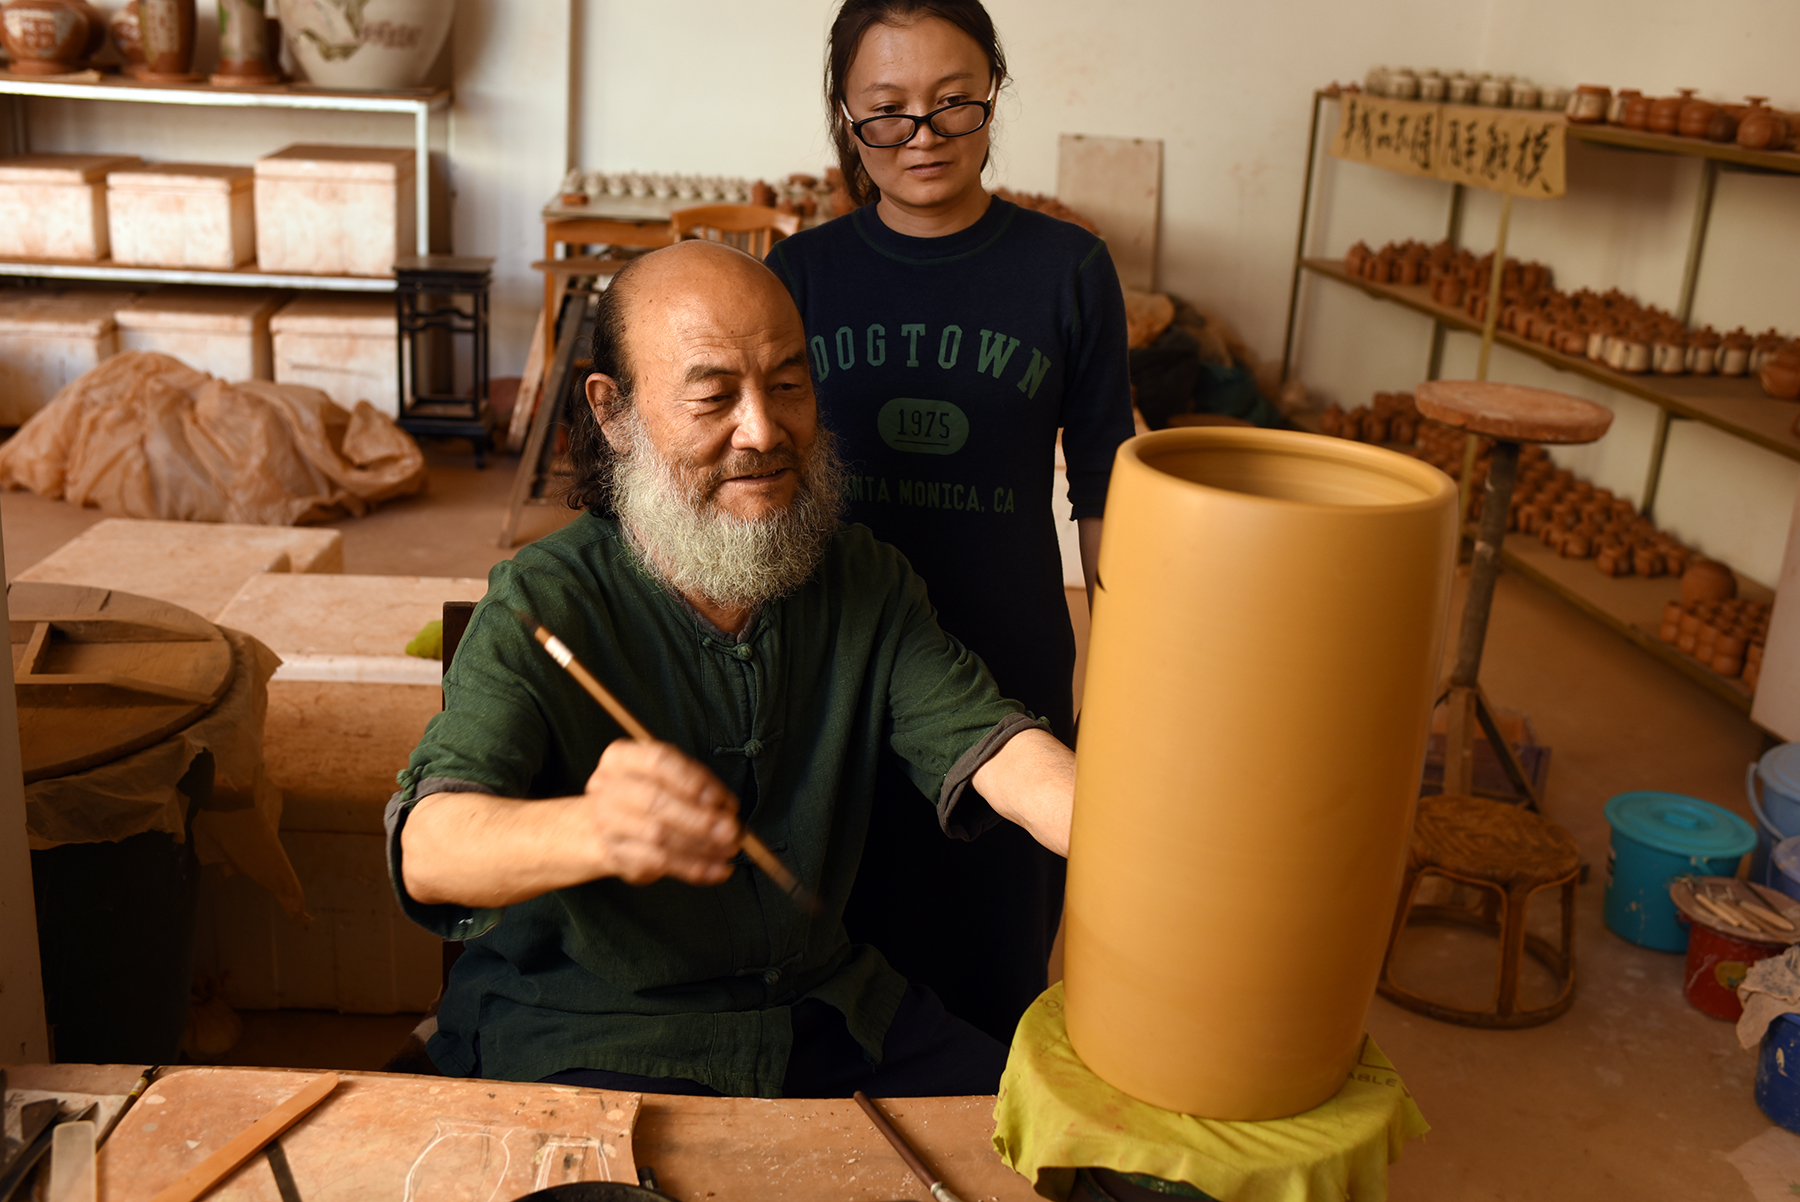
[1378, 794, 1581, 1027]
[1414, 381, 1613, 808]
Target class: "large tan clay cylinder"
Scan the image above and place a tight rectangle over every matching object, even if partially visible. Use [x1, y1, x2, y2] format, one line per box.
[1063, 428, 1458, 1120]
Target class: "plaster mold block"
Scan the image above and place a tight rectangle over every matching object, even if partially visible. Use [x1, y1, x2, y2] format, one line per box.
[270, 295, 399, 416]
[15, 518, 343, 619]
[107, 163, 257, 269]
[0, 153, 141, 260]
[0, 289, 134, 426]
[253, 144, 416, 277]
[115, 287, 280, 381]
[1063, 427, 1458, 1120]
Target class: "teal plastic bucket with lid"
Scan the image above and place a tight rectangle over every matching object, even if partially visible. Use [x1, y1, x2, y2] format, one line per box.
[1604, 791, 1757, 952]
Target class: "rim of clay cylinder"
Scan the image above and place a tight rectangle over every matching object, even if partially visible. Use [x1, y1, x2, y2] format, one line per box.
[1122, 426, 1455, 513]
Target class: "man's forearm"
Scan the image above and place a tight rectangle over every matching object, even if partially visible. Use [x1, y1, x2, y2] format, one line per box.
[973, 726, 1075, 856]
[402, 790, 596, 909]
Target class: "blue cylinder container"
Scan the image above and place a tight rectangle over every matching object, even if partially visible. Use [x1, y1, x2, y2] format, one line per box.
[1758, 1013, 1800, 1135]
[1603, 791, 1757, 952]
[1750, 746, 1800, 883]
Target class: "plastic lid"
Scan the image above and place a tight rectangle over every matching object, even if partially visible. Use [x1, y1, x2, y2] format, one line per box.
[1604, 791, 1757, 858]
[1761, 744, 1800, 802]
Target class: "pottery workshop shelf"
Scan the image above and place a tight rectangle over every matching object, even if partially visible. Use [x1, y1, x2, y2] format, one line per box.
[0, 255, 398, 291]
[0, 76, 446, 277]
[1498, 532, 1769, 712]
[1299, 257, 1800, 464]
[1565, 122, 1800, 176]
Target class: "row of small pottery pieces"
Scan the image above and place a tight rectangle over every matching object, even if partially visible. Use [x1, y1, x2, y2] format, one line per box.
[277, 0, 453, 90]
[1361, 66, 1569, 111]
[1344, 238, 1800, 397]
[1566, 85, 1798, 151]
[1316, 389, 1422, 445]
[1660, 597, 1769, 690]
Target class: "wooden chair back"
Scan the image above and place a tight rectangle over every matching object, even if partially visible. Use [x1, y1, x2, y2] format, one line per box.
[669, 204, 802, 257]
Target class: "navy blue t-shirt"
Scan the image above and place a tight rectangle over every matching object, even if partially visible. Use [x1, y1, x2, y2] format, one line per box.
[768, 198, 1135, 729]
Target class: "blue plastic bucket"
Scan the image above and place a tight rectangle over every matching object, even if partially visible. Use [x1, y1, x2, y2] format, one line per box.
[1757, 1013, 1800, 1134]
[1774, 837, 1800, 905]
[1603, 791, 1757, 952]
[1751, 746, 1800, 882]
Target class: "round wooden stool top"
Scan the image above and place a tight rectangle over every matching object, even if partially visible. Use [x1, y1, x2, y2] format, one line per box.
[1411, 794, 1581, 887]
[1414, 380, 1614, 445]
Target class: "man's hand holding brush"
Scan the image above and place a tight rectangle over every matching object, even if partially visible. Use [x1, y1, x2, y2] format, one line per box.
[402, 739, 743, 908]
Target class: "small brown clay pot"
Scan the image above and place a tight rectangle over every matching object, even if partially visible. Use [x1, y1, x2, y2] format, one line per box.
[1738, 98, 1789, 150]
[1568, 85, 1610, 124]
[108, 0, 144, 72]
[1648, 90, 1695, 134]
[1621, 92, 1653, 128]
[1681, 558, 1737, 604]
[138, 0, 196, 80]
[1760, 349, 1800, 400]
[1677, 97, 1719, 139]
[1637, 547, 1667, 578]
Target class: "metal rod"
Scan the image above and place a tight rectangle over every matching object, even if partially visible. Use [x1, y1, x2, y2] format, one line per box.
[1425, 184, 1467, 385]
[1676, 159, 1719, 327]
[416, 105, 432, 257]
[1641, 407, 1673, 519]
[1279, 91, 1328, 386]
[1452, 440, 1520, 689]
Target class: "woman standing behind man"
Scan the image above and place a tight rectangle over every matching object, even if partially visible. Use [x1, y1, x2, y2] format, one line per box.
[767, 0, 1135, 1044]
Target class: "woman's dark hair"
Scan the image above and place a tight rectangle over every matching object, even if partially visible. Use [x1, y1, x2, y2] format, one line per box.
[826, 0, 1006, 209]
[563, 264, 643, 513]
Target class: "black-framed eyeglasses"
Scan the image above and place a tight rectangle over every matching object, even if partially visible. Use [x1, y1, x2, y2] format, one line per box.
[842, 84, 997, 149]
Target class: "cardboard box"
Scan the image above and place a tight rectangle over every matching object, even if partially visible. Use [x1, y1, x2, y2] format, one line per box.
[0, 288, 134, 425]
[254, 144, 416, 277]
[108, 163, 257, 269]
[115, 287, 281, 381]
[271, 295, 399, 416]
[0, 153, 141, 260]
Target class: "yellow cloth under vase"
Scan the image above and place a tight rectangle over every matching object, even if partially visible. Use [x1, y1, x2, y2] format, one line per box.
[992, 984, 1429, 1202]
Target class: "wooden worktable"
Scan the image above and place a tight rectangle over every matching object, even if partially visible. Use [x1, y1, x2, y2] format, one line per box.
[4, 1064, 1040, 1202]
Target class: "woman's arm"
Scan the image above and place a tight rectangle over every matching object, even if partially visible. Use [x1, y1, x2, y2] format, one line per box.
[1078, 516, 1103, 610]
[401, 738, 742, 908]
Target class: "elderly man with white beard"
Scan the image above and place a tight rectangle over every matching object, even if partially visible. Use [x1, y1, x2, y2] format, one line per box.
[387, 240, 1077, 1099]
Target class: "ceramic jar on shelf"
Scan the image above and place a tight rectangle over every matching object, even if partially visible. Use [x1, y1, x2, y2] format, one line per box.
[1720, 331, 1753, 377]
[108, 0, 145, 74]
[277, 0, 455, 91]
[1510, 80, 1540, 109]
[214, 0, 281, 84]
[1447, 73, 1477, 105]
[1567, 85, 1611, 123]
[1738, 98, 1790, 150]
[0, 0, 107, 74]
[1418, 70, 1446, 102]
[138, 0, 197, 81]
[1477, 75, 1510, 107]
[1540, 84, 1571, 112]
[1647, 89, 1695, 134]
[1620, 91, 1653, 129]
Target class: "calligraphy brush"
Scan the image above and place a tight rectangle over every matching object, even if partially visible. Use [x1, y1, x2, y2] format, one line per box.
[853, 1091, 965, 1202]
[514, 609, 820, 914]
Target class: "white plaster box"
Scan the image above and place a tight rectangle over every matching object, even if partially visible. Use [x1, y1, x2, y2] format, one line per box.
[107, 163, 257, 269]
[0, 153, 141, 260]
[116, 287, 281, 381]
[15, 517, 344, 619]
[254, 144, 416, 277]
[270, 295, 399, 416]
[0, 288, 135, 426]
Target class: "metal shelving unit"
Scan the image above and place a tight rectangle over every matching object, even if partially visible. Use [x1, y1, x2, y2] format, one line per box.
[0, 76, 450, 290]
[1281, 91, 1797, 715]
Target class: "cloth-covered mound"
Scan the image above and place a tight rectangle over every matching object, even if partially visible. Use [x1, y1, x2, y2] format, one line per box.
[0, 351, 425, 525]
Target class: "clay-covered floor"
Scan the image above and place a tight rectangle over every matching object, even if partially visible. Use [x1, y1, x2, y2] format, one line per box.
[2, 441, 1790, 1200]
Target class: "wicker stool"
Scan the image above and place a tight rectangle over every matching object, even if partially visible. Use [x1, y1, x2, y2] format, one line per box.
[1415, 381, 1612, 808]
[1378, 794, 1580, 1027]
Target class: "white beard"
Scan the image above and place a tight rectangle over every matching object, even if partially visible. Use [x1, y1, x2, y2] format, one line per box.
[606, 407, 846, 612]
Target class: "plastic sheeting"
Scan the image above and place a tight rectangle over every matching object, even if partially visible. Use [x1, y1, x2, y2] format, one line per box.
[0, 351, 424, 525]
[24, 627, 308, 921]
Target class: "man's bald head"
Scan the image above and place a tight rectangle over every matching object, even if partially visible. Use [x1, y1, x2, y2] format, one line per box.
[591, 240, 804, 408]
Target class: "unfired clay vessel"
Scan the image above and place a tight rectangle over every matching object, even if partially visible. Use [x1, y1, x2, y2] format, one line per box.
[213, 0, 280, 83]
[1062, 428, 1458, 1120]
[138, 0, 197, 80]
[1567, 85, 1609, 124]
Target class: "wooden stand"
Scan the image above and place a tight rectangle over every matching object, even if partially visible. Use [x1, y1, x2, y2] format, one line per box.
[1415, 380, 1615, 808]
